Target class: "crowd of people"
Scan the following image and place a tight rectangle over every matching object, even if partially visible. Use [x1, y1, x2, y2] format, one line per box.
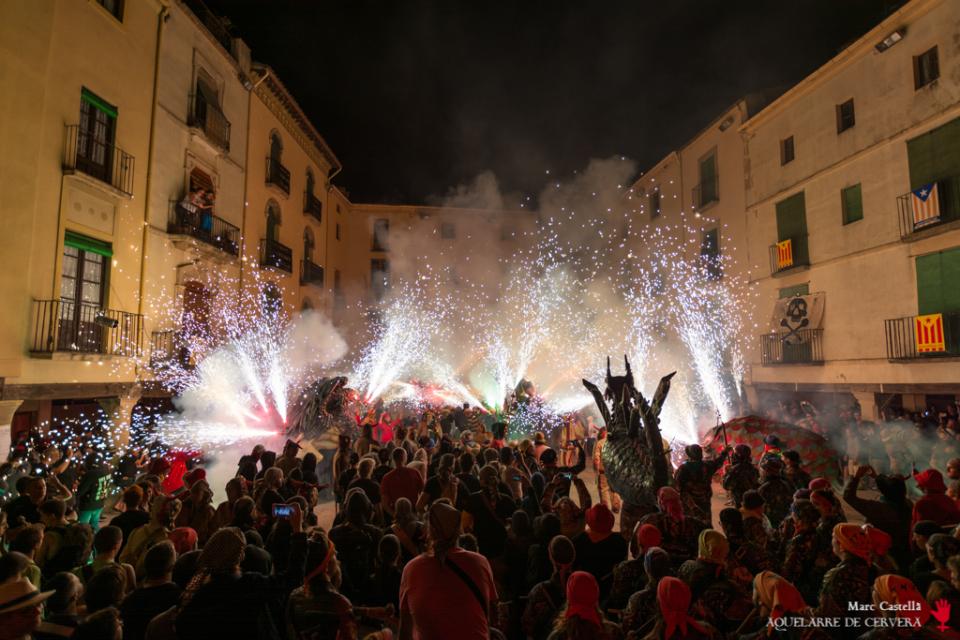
[1, 398, 960, 639]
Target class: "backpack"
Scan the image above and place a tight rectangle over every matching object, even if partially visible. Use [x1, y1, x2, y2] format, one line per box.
[43, 523, 92, 577]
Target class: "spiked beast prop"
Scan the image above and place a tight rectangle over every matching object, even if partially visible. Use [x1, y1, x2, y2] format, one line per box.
[583, 356, 675, 509]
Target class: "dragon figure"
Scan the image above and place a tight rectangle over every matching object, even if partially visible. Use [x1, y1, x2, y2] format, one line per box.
[289, 376, 358, 448]
[582, 356, 675, 511]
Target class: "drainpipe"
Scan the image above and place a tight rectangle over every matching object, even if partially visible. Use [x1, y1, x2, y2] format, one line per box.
[137, 4, 169, 368]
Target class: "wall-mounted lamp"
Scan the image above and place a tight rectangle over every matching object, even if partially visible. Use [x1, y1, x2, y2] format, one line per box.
[875, 27, 906, 52]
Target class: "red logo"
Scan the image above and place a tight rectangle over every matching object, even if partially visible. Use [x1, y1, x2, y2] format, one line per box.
[932, 598, 952, 631]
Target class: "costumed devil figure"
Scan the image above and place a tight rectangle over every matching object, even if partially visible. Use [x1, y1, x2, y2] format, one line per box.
[583, 356, 674, 540]
[288, 376, 359, 494]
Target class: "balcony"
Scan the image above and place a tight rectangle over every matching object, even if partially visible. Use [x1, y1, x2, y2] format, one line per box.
[260, 238, 293, 274]
[895, 176, 960, 240]
[884, 312, 960, 360]
[304, 191, 322, 222]
[30, 299, 142, 357]
[183, 0, 235, 57]
[150, 330, 196, 371]
[167, 201, 240, 258]
[759, 328, 824, 365]
[63, 124, 135, 196]
[188, 93, 230, 151]
[265, 157, 290, 195]
[300, 259, 325, 286]
[692, 176, 719, 209]
[768, 235, 809, 275]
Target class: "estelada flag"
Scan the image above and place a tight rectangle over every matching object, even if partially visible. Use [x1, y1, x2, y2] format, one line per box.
[915, 313, 946, 353]
[911, 183, 940, 229]
[776, 239, 793, 269]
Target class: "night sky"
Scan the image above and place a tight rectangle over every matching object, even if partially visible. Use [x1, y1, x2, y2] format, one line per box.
[207, 0, 899, 204]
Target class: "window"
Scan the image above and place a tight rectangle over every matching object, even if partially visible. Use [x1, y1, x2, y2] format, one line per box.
[906, 116, 960, 223]
[648, 187, 661, 219]
[836, 99, 855, 133]
[269, 132, 283, 162]
[95, 0, 123, 20]
[336, 223, 341, 241]
[306, 169, 315, 197]
[372, 219, 389, 251]
[914, 46, 940, 90]
[266, 200, 281, 242]
[700, 228, 721, 279]
[77, 88, 117, 182]
[697, 153, 718, 206]
[59, 232, 111, 352]
[841, 184, 863, 224]
[775, 191, 809, 266]
[440, 222, 456, 239]
[261, 283, 283, 320]
[779, 284, 809, 299]
[371, 259, 389, 300]
[916, 247, 960, 315]
[780, 136, 795, 165]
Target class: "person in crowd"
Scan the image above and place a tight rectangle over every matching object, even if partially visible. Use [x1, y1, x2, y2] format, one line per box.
[674, 444, 728, 524]
[547, 570, 621, 640]
[0, 577, 53, 640]
[640, 487, 708, 569]
[109, 485, 150, 550]
[173, 505, 308, 640]
[679, 529, 751, 633]
[175, 479, 217, 545]
[863, 524, 897, 575]
[75, 453, 112, 531]
[369, 534, 403, 609]
[912, 468, 960, 531]
[623, 547, 673, 637]
[527, 513, 562, 589]
[739, 571, 821, 640]
[120, 496, 181, 579]
[540, 473, 591, 539]
[781, 450, 812, 492]
[84, 563, 127, 613]
[609, 523, 661, 611]
[523, 535, 576, 640]
[9, 525, 43, 587]
[718, 507, 771, 577]
[275, 439, 302, 477]
[463, 464, 516, 561]
[75, 526, 136, 593]
[398, 501, 498, 640]
[214, 477, 245, 530]
[503, 510, 535, 600]
[592, 427, 622, 516]
[817, 523, 873, 633]
[641, 575, 717, 640]
[4, 475, 46, 525]
[390, 497, 426, 564]
[757, 457, 793, 529]
[329, 490, 381, 602]
[33, 572, 82, 640]
[36, 498, 69, 570]
[722, 445, 759, 509]
[381, 448, 424, 521]
[349, 457, 383, 511]
[572, 503, 625, 600]
[75, 606, 123, 640]
[859, 574, 935, 639]
[119, 541, 181, 640]
[843, 465, 913, 571]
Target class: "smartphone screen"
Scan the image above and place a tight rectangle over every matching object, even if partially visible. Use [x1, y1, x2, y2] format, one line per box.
[272, 504, 293, 518]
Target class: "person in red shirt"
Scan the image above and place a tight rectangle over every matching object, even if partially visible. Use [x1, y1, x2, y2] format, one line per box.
[381, 447, 425, 520]
[912, 468, 960, 531]
[399, 501, 497, 640]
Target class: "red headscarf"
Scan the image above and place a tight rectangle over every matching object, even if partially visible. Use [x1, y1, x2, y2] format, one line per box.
[753, 571, 807, 622]
[874, 575, 931, 626]
[808, 477, 831, 492]
[169, 527, 199, 555]
[833, 523, 871, 561]
[657, 577, 708, 637]
[565, 571, 601, 626]
[862, 525, 892, 558]
[658, 487, 684, 523]
[914, 469, 947, 493]
[636, 523, 663, 553]
[585, 504, 615, 543]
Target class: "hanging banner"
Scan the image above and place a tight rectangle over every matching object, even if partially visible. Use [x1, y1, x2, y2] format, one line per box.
[915, 313, 946, 353]
[776, 239, 794, 269]
[770, 293, 825, 344]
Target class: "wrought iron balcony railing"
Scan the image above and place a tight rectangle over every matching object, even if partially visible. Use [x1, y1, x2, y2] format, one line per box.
[260, 237, 293, 273]
[188, 92, 230, 151]
[30, 299, 142, 357]
[895, 176, 960, 239]
[167, 201, 240, 256]
[265, 156, 290, 194]
[884, 312, 960, 360]
[768, 235, 810, 275]
[692, 175, 719, 208]
[759, 328, 824, 365]
[63, 124, 135, 196]
[300, 258, 325, 286]
[304, 191, 322, 222]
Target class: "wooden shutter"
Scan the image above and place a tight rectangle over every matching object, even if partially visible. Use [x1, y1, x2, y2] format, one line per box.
[775, 191, 808, 263]
[916, 247, 960, 314]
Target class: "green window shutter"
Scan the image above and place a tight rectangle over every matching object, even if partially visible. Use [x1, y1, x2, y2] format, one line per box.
[841, 184, 863, 224]
[64, 231, 113, 257]
[916, 247, 960, 314]
[81, 88, 118, 119]
[779, 284, 809, 299]
[775, 191, 808, 263]
[700, 154, 716, 181]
